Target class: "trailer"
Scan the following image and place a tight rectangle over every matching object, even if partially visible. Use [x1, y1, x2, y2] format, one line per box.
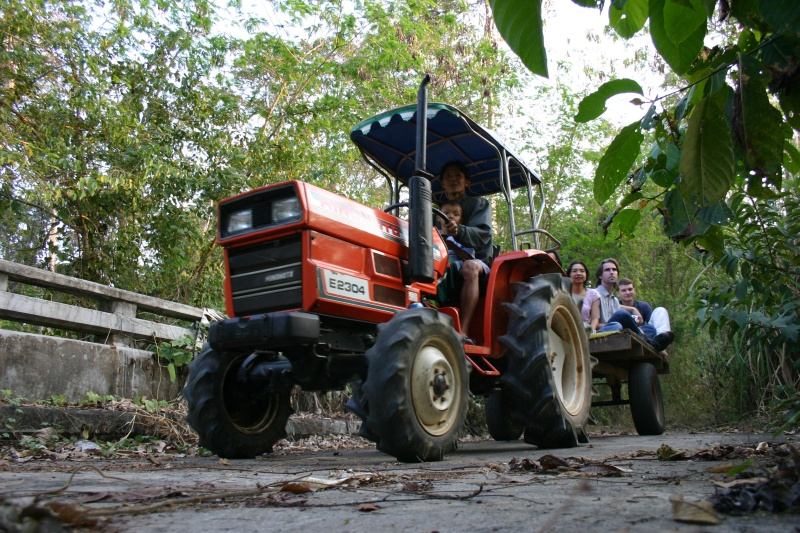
[589, 330, 668, 435]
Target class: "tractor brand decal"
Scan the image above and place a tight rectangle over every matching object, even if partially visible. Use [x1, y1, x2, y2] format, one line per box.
[322, 269, 370, 302]
[379, 221, 407, 245]
[306, 187, 408, 245]
[263, 270, 294, 284]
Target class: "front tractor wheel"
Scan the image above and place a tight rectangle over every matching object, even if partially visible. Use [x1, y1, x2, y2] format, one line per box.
[184, 346, 292, 459]
[363, 308, 468, 462]
[500, 273, 592, 448]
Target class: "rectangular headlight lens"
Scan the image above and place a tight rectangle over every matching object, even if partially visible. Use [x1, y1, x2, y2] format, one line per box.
[271, 196, 301, 223]
[227, 208, 253, 234]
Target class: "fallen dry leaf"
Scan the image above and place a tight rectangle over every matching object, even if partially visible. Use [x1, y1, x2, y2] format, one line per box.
[358, 503, 380, 512]
[402, 480, 433, 492]
[711, 477, 769, 489]
[45, 501, 97, 527]
[670, 495, 720, 525]
[539, 454, 570, 470]
[485, 462, 507, 473]
[218, 458, 230, 465]
[508, 457, 540, 472]
[73, 440, 101, 454]
[575, 464, 626, 477]
[705, 464, 738, 474]
[281, 482, 313, 494]
[657, 444, 686, 461]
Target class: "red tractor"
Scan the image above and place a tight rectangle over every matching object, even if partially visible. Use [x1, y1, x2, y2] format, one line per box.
[184, 77, 593, 462]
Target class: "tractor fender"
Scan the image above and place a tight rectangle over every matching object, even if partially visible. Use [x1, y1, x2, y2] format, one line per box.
[481, 249, 562, 356]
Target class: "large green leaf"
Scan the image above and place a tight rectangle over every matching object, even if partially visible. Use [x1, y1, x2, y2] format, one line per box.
[609, 0, 649, 38]
[760, 0, 800, 34]
[594, 121, 644, 204]
[663, 188, 691, 237]
[650, 0, 706, 74]
[695, 226, 726, 259]
[761, 35, 800, 131]
[678, 89, 734, 206]
[663, 0, 707, 46]
[610, 208, 642, 237]
[786, 143, 800, 174]
[735, 55, 785, 180]
[575, 78, 644, 123]
[490, 0, 547, 78]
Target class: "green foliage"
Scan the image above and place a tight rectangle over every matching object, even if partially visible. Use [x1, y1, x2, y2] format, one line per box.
[46, 394, 69, 407]
[649, 0, 706, 75]
[82, 392, 118, 406]
[609, 0, 648, 38]
[575, 79, 644, 123]
[678, 87, 734, 206]
[694, 179, 800, 412]
[156, 335, 196, 383]
[134, 397, 170, 413]
[594, 122, 644, 204]
[489, 0, 547, 77]
[489, 0, 800, 423]
[2, 0, 516, 310]
[0, 389, 24, 407]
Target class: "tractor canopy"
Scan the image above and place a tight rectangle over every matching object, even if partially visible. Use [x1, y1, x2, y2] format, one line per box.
[350, 103, 541, 202]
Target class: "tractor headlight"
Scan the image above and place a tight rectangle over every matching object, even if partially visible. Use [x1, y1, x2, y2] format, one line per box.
[218, 185, 303, 239]
[226, 208, 253, 234]
[271, 196, 301, 223]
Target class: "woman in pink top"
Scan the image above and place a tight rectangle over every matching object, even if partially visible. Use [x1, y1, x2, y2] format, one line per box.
[568, 261, 599, 330]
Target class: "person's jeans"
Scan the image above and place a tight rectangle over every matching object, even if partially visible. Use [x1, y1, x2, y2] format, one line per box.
[599, 310, 642, 334]
[639, 323, 657, 342]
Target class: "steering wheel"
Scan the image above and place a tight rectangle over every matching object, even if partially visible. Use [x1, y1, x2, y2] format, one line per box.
[384, 202, 450, 228]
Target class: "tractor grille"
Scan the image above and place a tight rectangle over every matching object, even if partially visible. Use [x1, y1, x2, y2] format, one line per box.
[228, 235, 303, 316]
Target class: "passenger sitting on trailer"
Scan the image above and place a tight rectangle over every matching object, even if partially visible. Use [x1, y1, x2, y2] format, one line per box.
[617, 278, 675, 351]
[436, 161, 493, 340]
[589, 258, 644, 334]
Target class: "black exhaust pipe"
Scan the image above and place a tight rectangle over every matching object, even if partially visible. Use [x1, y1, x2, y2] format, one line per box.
[409, 74, 434, 283]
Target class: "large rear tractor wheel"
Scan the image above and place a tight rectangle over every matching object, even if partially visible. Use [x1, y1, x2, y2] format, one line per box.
[363, 308, 468, 462]
[184, 345, 292, 458]
[628, 362, 665, 435]
[500, 273, 592, 448]
[486, 389, 524, 441]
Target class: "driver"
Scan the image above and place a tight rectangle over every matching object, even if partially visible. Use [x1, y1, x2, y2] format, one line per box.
[438, 161, 493, 341]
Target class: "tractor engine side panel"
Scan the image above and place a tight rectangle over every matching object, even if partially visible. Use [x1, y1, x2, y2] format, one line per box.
[305, 231, 409, 324]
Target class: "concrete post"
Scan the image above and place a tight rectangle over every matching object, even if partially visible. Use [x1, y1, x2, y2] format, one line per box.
[110, 301, 137, 348]
[0, 273, 7, 292]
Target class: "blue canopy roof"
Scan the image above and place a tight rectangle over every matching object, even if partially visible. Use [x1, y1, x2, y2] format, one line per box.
[350, 103, 541, 199]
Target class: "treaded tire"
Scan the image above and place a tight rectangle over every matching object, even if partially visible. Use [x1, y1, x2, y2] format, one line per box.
[363, 308, 468, 462]
[184, 345, 292, 458]
[486, 390, 524, 441]
[499, 273, 592, 449]
[628, 362, 665, 435]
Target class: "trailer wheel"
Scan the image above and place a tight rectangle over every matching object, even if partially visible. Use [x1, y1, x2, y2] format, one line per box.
[500, 273, 592, 448]
[363, 308, 468, 462]
[628, 362, 665, 435]
[184, 345, 292, 458]
[486, 390, 524, 441]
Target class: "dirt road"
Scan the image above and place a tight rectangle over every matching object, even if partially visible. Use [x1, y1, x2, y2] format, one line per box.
[1, 431, 798, 531]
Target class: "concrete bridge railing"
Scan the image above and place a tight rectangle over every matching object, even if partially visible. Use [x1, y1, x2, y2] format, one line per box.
[0, 259, 208, 401]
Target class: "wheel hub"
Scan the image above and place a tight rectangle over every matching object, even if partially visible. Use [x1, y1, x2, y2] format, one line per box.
[411, 345, 458, 436]
[432, 371, 450, 398]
